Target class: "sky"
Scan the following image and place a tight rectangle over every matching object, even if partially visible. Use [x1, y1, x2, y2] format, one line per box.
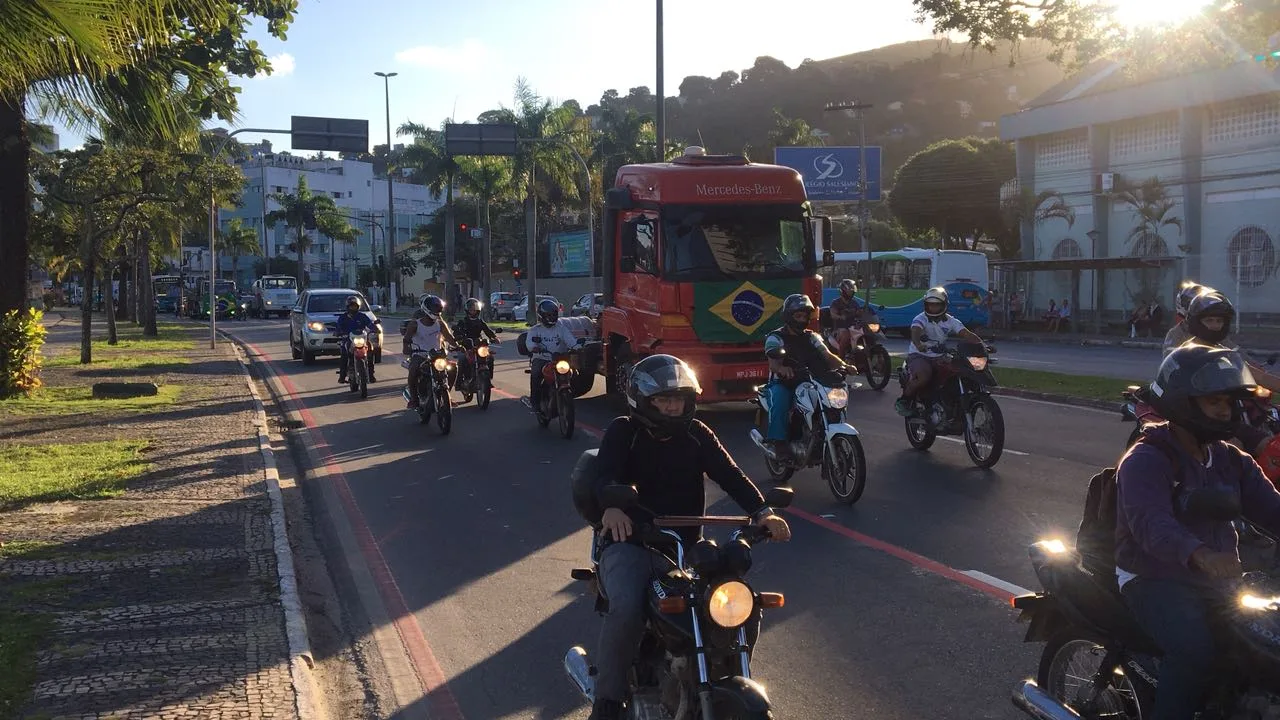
[42, 0, 941, 152]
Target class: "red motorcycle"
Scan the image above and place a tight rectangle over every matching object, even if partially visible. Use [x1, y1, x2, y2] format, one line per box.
[1122, 385, 1280, 483]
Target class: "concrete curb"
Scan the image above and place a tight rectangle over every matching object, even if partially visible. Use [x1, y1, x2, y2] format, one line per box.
[988, 332, 1280, 355]
[226, 337, 320, 720]
[992, 386, 1120, 413]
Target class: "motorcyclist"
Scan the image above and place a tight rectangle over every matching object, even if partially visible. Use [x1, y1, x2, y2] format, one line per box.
[453, 297, 499, 381]
[1161, 281, 1208, 356]
[402, 294, 457, 409]
[895, 286, 985, 417]
[829, 278, 864, 358]
[587, 354, 792, 720]
[525, 299, 580, 412]
[763, 293, 851, 462]
[335, 295, 378, 384]
[1115, 343, 1280, 720]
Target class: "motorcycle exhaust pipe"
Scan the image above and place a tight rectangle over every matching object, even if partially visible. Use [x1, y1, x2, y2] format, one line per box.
[564, 646, 595, 702]
[748, 429, 773, 456]
[1011, 680, 1082, 720]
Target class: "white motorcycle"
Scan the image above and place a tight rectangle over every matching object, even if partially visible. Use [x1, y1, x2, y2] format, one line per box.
[749, 366, 867, 504]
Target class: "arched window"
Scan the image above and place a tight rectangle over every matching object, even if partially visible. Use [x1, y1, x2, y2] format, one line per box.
[1225, 226, 1276, 288]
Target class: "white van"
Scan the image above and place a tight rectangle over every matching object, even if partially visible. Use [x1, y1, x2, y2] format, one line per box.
[252, 275, 299, 318]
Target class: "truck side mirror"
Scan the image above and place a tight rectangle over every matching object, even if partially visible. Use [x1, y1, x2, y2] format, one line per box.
[812, 216, 834, 266]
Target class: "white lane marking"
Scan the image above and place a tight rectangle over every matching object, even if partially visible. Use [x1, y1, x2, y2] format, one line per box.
[997, 394, 1117, 416]
[961, 571, 1033, 597]
[935, 435, 1029, 456]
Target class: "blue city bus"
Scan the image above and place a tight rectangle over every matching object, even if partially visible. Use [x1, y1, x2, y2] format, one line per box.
[817, 248, 990, 332]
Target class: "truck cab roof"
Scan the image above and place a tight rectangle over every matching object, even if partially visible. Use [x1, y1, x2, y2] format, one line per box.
[614, 146, 807, 205]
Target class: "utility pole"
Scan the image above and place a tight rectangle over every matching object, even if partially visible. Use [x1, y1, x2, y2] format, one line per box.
[656, 0, 665, 160]
[375, 71, 398, 307]
[824, 100, 874, 306]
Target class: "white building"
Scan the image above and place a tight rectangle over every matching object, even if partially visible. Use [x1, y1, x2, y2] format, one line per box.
[213, 149, 445, 293]
[999, 60, 1280, 325]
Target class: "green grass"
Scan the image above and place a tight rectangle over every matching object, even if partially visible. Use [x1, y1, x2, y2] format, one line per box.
[0, 440, 151, 508]
[0, 608, 52, 719]
[0, 385, 181, 416]
[0, 541, 56, 562]
[995, 366, 1140, 403]
[43, 353, 191, 370]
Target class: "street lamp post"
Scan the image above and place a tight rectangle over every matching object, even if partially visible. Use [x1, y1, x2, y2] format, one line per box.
[375, 71, 398, 307]
[656, 0, 665, 158]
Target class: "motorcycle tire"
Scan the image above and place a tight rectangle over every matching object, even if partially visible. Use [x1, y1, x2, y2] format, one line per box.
[1037, 629, 1152, 720]
[823, 434, 867, 504]
[964, 396, 1005, 468]
[436, 388, 452, 435]
[864, 346, 892, 391]
[905, 414, 937, 451]
[477, 375, 492, 410]
[358, 360, 368, 399]
[763, 450, 795, 484]
[558, 393, 575, 440]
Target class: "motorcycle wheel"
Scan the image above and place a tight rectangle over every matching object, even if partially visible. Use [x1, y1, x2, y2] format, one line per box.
[558, 392, 575, 439]
[357, 359, 368, 399]
[536, 389, 552, 428]
[905, 414, 937, 451]
[477, 374, 492, 410]
[864, 346, 892, 391]
[964, 396, 1005, 468]
[1038, 629, 1151, 720]
[823, 434, 867, 504]
[436, 388, 452, 435]
[763, 450, 795, 484]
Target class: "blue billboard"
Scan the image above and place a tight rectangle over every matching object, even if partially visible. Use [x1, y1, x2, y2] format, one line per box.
[773, 146, 882, 202]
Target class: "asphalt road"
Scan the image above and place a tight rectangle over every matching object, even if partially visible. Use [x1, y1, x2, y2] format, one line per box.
[223, 319, 1141, 720]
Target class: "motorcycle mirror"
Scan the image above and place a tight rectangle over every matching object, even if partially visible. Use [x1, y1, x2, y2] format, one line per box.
[599, 484, 639, 509]
[1182, 486, 1241, 522]
[764, 486, 794, 509]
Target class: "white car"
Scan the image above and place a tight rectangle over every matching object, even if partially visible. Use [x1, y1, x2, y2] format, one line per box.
[289, 289, 384, 365]
[252, 275, 298, 318]
[513, 294, 562, 323]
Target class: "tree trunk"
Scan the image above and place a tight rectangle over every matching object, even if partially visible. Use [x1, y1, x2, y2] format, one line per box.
[0, 93, 32, 315]
[142, 233, 157, 337]
[105, 264, 118, 345]
[79, 254, 96, 364]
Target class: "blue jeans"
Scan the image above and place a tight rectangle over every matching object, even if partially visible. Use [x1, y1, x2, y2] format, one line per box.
[1122, 577, 1217, 720]
[766, 381, 794, 441]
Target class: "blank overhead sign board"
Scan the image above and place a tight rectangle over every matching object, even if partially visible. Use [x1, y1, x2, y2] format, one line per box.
[291, 116, 369, 153]
[445, 123, 518, 156]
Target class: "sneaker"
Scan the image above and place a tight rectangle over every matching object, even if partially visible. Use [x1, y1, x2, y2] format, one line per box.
[894, 398, 914, 417]
[338, 376, 348, 385]
[368, 375, 377, 383]
[587, 698, 624, 720]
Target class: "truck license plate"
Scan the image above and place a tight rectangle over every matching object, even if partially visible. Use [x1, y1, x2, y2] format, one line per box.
[735, 368, 766, 379]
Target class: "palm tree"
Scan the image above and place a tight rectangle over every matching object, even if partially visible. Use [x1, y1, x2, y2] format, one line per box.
[999, 185, 1076, 259]
[266, 176, 343, 289]
[1117, 176, 1183, 304]
[219, 218, 260, 283]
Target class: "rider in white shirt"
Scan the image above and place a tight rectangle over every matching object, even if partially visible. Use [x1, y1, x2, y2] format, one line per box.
[895, 286, 984, 417]
[403, 294, 456, 409]
[526, 299, 582, 409]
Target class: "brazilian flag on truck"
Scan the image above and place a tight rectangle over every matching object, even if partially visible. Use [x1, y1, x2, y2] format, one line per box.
[692, 279, 804, 343]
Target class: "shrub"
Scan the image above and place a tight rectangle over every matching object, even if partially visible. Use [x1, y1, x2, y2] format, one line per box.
[0, 309, 48, 398]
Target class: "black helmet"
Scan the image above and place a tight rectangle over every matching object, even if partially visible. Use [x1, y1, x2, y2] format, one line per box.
[464, 298, 482, 318]
[626, 354, 702, 437]
[345, 295, 361, 311]
[537, 298, 559, 327]
[419, 294, 444, 321]
[1175, 281, 1207, 319]
[923, 286, 949, 319]
[839, 279, 857, 298]
[1186, 290, 1235, 345]
[782, 293, 815, 332]
[1149, 343, 1256, 443]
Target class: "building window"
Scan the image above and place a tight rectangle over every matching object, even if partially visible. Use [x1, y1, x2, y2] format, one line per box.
[1111, 113, 1179, 158]
[1207, 94, 1280, 144]
[1129, 232, 1169, 257]
[1035, 130, 1090, 170]
[1051, 238, 1084, 259]
[332, 191, 342, 199]
[1225, 226, 1275, 287]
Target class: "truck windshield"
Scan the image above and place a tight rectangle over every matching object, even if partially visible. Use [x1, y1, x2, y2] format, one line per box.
[263, 277, 297, 290]
[660, 203, 810, 282]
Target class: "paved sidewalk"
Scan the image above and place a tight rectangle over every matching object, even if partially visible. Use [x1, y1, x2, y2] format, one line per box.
[985, 325, 1280, 353]
[0, 318, 305, 719]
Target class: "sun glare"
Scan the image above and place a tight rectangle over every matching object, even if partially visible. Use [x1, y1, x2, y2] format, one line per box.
[1110, 0, 1210, 30]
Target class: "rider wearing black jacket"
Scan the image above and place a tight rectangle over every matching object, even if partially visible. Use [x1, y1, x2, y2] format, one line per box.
[586, 354, 791, 720]
[454, 298, 499, 343]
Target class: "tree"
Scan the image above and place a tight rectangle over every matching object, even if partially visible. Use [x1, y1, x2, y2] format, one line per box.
[909, 0, 1121, 67]
[266, 177, 352, 289]
[0, 0, 295, 316]
[220, 218, 261, 281]
[1117, 176, 1183, 303]
[764, 108, 822, 157]
[889, 137, 1013, 249]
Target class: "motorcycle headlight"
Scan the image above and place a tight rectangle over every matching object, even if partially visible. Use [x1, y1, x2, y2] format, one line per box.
[433, 357, 448, 372]
[707, 581, 755, 628]
[477, 346, 490, 358]
[865, 323, 880, 333]
[240, 303, 248, 309]
[307, 321, 325, 332]
[352, 336, 367, 347]
[967, 356, 988, 372]
[825, 386, 849, 409]
[555, 360, 571, 374]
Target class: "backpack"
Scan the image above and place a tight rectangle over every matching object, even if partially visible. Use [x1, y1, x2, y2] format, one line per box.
[1076, 429, 1244, 588]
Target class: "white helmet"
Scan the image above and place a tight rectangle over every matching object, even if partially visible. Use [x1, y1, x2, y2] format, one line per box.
[923, 287, 949, 319]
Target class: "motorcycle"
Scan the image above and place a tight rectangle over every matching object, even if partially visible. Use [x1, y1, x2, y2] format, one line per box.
[821, 308, 892, 391]
[400, 347, 455, 435]
[453, 337, 496, 410]
[343, 330, 372, 399]
[564, 481, 794, 720]
[1010, 488, 1280, 720]
[522, 342, 585, 439]
[898, 340, 1005, 468]
[747, 366, 868, 504]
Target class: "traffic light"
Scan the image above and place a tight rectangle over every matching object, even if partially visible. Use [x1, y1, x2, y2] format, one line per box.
[458, 223, 468, 236]
[512, 268, 522, 280]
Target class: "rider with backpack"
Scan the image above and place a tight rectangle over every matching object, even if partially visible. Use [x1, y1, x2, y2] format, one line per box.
[1110, 343, 1280, 720]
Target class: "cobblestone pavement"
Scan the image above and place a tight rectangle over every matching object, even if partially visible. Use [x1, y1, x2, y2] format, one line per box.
[0, 320, 300, 720]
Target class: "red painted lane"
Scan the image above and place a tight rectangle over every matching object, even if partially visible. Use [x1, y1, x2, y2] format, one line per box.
[241, 341, 466, 720]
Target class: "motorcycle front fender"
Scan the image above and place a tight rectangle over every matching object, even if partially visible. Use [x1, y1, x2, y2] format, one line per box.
[824, 421, 859, 444]
[708, 676, 772, 717]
